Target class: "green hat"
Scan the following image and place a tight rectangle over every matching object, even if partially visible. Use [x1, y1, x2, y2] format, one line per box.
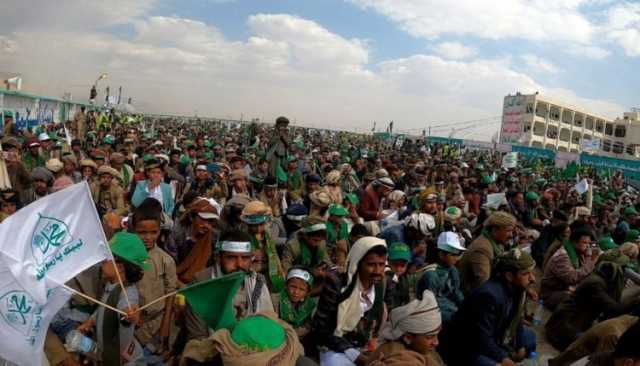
[286, 155, 298, 163]
[204, 141, 213, 148]
[482, 175, 494, 184]
[231, 316, 286, 352]
[204, 151, 213, 160]
[388, 242, 412, 262]
[3, 110, 12, 118]
[180, 155, 192, 165]
[624, 207, 638, 216]
[103, 135, 114, 145]
[344, 193, 359, 206]
[607, 191, 617, 200]
[109, 232, 150, 270]
[598, 236, 617, 251]
[593, 194, 604, 206]
[625, 229, 639, 242]
[328, 204, 348, 217]
[525, 192, 540, 201]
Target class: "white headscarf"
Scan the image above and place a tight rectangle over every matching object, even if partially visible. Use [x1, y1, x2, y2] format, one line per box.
[334, 236, 387, 337]
[381, 290, 442, 341]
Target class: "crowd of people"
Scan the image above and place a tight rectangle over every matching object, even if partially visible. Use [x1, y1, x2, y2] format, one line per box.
[2, 108, 640, 366]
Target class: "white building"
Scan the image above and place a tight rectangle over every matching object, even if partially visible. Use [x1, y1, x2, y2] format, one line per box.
[500, 92, 640, 158]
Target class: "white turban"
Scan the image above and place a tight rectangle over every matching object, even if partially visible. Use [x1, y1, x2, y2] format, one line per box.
[381, 290, 442, 341]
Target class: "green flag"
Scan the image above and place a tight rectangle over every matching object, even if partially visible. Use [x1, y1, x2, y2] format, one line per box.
[562, 161, 578, 180]
[179, 271, 245, 331]
[276, 163, 288, 184]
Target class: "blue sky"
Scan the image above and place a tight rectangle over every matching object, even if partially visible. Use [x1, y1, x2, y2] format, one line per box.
[1, 0, 639, 140]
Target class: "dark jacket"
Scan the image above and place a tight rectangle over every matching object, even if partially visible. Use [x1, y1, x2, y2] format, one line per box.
[311, 271, 385, 353]
[545, 263, 629, 351]
[441, 278, 527, 365]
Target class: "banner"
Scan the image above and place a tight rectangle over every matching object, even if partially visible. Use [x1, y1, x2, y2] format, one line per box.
[0, 182, 110, 304]
[500, 95, 525, 144]
[0, 263, 71, 366]
[580, 138, 600, 153]
[502, 152, 518, 169]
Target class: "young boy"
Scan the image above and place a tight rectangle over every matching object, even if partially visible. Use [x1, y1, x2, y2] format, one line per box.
[326, 204, 350, 269]
[384, 242, 417, 310]
[417, 231, 466, 324]
[131, 197, 178, 363]
[274, 267, 317, 339]
[77, 232, 148, 365]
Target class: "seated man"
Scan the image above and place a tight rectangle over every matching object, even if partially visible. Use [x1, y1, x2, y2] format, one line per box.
[312, 237, 388, 366]
[371, 290, 444, 366]
[441, 249, 537, 366]
[586, 321, 640, 366]
[541, 227, 599, 310]
[184, 230, 274, 341]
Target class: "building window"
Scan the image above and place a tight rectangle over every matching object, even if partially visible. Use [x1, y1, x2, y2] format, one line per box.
[605, 124, 613, 135]
[526, 103, 534, 113]
[603, 140, 611, 152]
[614, 126, 626, 138]
[613, 141, 624, 154]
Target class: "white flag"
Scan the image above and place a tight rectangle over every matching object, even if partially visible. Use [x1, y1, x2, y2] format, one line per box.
[0, 262, 71, 366]
[0, 182, 110, 304]
[574, 178, 589, 195]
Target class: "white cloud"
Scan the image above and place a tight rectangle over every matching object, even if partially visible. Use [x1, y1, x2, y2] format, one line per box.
[601, 2, 640, 57]
[348, 0, 595, 43]
[0, 5, 626, 140]
[566, 44, 611, 59]
[433, 42, 477, 60]
[521, 54, 560, 73]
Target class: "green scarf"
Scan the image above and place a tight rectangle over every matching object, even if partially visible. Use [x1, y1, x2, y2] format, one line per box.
[250, 232, 285, 292]
[279, 291, 317, 328]
[300, 238, 326, 268]
[326, 220, 349, 246]
[563, 239, 580, 269]
[289, 170, 303, 191]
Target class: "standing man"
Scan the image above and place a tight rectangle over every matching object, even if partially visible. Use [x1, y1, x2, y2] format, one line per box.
[267, 116, 290, 178]
[73, 106, 87, 142]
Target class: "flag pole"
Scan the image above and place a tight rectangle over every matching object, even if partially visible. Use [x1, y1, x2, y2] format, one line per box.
[136, 290, 178, 313]
[83, 181, 133, 310]
[62, 285, 127, 316]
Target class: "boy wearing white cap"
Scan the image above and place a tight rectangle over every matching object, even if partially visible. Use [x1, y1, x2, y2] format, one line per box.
[416, 231, 466, 324]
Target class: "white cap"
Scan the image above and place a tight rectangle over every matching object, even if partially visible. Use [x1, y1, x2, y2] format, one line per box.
[154, 140, 164, 146]
[38, 132, 50, 142]
[437, 232, 466, 254]
[197, 212, 219, 220]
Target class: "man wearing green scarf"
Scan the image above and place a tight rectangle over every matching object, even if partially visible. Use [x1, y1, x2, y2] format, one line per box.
[541, 227, 599, 310]
[458, 211, 517, 296]
[282, 216, 333, 276]
[326, 204, 350, 268]
[241, 201, 286, 293]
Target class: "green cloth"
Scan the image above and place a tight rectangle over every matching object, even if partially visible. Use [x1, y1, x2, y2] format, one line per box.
[110, 232, 150, 270]
[276, 164, 288, 184]
[563, 162, 578, 180]
[278, 291, 317, 328]
[482, 230, 505, 263]
[625, 229, 639, 242]
[250, 232, 285, 292]
[231, 315, 286, 352]
[388, 242, 412, 262]
[326, 220, 349, 246]
[287, 169, 303, 191]
[299, 238, 327, 268]
[525, 191, 539, 201]
[624, 207, 639, 216]
[179, 271, 245, 331]
[563, 239, 580, 269]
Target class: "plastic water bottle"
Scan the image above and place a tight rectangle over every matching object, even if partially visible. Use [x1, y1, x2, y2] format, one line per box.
[522, 351, 539, 366]
[65, 330, 97, 354]
[532, 300, 544, 327]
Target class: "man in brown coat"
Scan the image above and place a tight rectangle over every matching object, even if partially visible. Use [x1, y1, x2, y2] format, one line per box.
[457, 211, 516, 295]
